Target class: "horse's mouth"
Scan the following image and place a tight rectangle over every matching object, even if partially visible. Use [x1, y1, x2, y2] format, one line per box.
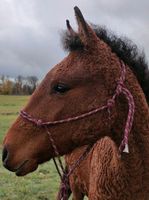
[15, 160, 38, 176]
[14, 160, 28, 176]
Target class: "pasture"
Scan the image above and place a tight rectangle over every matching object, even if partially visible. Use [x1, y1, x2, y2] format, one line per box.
[0, 95, 60, 200]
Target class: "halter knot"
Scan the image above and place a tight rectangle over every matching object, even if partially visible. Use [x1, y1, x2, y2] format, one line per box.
[116, 80, 124, 95]
[107, 98, 115, 108]
[36, 119, 43, 126]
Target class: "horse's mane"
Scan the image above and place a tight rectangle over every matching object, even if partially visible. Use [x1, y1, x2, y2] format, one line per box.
[62, 25, 149, 103]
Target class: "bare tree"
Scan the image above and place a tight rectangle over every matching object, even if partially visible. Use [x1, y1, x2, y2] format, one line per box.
[27, 76, 38, 91]
[13, 75, 24, 95]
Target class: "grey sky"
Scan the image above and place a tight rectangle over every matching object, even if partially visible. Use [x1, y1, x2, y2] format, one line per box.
[0, 0, 148, 79]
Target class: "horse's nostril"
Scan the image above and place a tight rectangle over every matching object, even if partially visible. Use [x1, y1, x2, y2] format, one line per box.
[2, 146, 9, 163]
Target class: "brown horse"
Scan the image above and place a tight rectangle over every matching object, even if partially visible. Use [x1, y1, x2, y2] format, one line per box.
[2, 6, 149, 200]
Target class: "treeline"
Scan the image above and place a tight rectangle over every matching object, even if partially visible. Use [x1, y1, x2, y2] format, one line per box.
[0, 75, 39, 95]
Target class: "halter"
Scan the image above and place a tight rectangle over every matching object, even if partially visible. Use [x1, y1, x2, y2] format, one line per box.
[20, 61, 135, 200]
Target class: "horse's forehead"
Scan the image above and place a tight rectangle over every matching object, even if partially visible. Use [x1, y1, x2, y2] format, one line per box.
[48, 52, 95, 80]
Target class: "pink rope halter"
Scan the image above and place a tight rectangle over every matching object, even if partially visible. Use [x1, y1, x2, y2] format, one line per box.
[20, 61, 135, 199]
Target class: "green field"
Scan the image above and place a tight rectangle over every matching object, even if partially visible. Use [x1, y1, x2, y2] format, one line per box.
[0, 95, 60, 200]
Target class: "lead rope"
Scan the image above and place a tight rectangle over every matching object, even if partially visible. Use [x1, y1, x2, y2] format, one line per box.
[57, 145, 92, 200]
[46, 126, 92, 200]
[20, 61, 135, 200]
[46, 127, 69, 200]
[106, 62, 135, 153]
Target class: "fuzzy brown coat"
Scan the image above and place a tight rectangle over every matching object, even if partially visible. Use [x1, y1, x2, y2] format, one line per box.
[66, 98, 149, 200]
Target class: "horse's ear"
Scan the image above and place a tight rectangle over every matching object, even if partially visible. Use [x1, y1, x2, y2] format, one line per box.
[74, 6, 98, 47]
[66, 19, 77, 37]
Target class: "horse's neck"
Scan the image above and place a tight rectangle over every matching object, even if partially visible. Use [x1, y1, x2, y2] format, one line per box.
[107, 67, 149, 197]
[97, 97, 149, 199]
[130, 93, 149, 190]
[116, 78, 149, 195]
[127, 78, 149, 165]
[116, 68, 149, 160]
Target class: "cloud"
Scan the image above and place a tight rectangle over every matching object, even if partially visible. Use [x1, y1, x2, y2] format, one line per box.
[0, 0, 148, 79]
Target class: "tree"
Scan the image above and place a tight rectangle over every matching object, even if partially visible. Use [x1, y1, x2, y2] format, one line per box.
[1, 79, 13, 95]
[27, 76, 38, 93]
[13, 75, 24, 95]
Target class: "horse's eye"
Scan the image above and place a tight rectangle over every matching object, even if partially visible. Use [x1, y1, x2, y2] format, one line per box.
[53, 83, 70, 94]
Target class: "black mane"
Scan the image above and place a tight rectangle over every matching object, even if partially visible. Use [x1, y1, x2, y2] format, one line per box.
[62, 25, 149, 103]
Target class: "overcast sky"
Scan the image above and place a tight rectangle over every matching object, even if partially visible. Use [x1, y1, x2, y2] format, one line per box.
[0, 0, 148, 79]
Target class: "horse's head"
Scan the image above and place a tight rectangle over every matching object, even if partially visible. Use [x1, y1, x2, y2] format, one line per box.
[2, 7, 127, 176]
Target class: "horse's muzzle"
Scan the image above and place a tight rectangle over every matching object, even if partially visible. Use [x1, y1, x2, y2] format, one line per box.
[2, 145, 16, 171]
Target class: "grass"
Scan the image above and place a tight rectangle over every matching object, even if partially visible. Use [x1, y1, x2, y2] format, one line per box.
[0, 156, 60, 200]
[0, 95, 29, 144]
[0, 95, 61, 200]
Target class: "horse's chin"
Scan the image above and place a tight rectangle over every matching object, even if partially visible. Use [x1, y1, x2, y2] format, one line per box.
[15, 159, 38, 176]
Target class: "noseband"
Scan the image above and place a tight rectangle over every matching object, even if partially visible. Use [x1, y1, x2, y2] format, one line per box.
[20, 61, 135, 200]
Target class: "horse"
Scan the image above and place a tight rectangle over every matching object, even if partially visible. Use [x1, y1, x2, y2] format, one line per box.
[2, 6, 149, 200]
